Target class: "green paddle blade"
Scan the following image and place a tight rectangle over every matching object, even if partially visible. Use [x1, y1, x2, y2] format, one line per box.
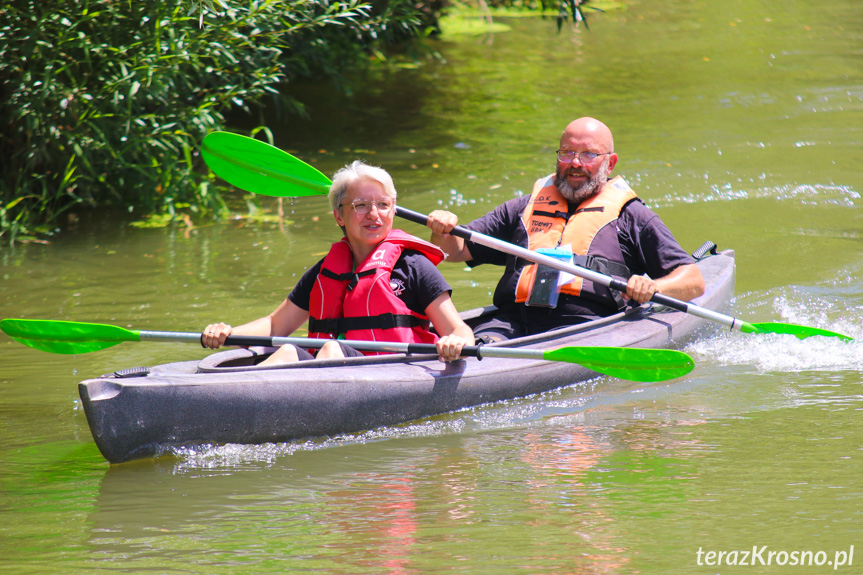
[201, 131, 331, 197]
[544, 346, 695, 382]
[0, 319, 141, 355]
[741, 321, 853, 341]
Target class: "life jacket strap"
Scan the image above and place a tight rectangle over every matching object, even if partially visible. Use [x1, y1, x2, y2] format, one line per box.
[571, 254, 630, 309]
[319, 267, 376, 291]
[532, 209, 570, 220]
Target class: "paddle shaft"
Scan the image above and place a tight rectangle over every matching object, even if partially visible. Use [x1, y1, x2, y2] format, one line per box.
[144, 331, 532, 360]
[1, 318, 695, 381]
[395, 206, 748, 332]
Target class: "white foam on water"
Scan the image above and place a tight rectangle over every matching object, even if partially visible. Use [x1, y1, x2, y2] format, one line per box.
[166, 386, 603, 470]
[168, 417, 475, 470]
[169, 440, 322, 470]
[688, 281, 863, 373]
[648, 182, 860, 209]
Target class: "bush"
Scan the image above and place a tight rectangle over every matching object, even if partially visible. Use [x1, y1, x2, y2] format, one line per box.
[0, 0, 432, 243]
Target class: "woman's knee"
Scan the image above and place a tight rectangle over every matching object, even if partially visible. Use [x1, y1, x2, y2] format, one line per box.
[316, 340, 346, 360]
[259, 344, 301, 366]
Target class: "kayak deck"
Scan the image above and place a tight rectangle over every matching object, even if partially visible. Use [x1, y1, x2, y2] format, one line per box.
[78, 249, 735, 463]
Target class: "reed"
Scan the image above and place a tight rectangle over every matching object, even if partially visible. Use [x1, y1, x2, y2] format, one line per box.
[0, 0, 430, 243]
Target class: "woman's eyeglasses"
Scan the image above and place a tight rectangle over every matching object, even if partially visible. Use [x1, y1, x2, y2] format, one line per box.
[340, 198, 395, 215]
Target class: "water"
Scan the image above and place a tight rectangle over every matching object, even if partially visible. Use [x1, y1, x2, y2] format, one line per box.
[2, 0, 863, 572]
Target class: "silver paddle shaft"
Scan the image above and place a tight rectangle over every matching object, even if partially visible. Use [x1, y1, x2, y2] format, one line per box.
[394, 206, 747, 332]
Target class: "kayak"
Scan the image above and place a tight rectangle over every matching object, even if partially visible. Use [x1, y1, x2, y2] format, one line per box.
[78, 248, 736, 464]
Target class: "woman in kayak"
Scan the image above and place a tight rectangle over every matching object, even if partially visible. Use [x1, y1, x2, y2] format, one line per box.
[201, 160, 474, 365]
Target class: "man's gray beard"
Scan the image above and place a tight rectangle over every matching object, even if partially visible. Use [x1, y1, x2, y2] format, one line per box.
[554, 157, 610, 205]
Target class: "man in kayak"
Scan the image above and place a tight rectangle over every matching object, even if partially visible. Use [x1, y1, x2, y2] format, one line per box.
[425, 116, 705, 341]
[202, 160, 474, 364]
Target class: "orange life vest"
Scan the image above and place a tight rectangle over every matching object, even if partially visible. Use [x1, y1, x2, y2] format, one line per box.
[514, 175, 638, 309]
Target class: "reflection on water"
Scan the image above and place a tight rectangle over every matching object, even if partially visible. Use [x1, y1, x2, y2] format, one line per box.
[84, 421, 712, 573]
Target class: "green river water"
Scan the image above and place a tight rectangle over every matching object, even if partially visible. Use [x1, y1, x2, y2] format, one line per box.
[3, 0, 863, 572]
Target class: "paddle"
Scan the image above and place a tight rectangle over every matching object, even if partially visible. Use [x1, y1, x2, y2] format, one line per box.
[200, 131, 851, 342]
[394, 207, 854, 341]
[0, 319, 693, 382]
[202, 131, 330, 197]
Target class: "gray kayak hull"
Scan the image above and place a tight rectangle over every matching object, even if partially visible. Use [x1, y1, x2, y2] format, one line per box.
[78, 249, 736, 463]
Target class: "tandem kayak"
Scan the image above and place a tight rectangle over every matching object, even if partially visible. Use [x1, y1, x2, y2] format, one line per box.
[78, 248, 736, 464]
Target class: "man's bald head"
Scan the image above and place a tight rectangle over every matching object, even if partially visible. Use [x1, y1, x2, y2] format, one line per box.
[559, 117, 614, 153]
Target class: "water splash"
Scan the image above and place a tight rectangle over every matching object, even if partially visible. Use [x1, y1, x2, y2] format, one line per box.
[690, 331, 862, 373]
[168, 437, 361, 471]
[689, 281, 863, 373]
[167, 385, 602, 470]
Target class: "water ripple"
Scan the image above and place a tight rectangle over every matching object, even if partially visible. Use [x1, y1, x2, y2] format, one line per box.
[651, 182, 860, 208]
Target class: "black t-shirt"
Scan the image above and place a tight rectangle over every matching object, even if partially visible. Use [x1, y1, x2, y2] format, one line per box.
[462, 192, 695, 322]
[288, 250, 452, 315]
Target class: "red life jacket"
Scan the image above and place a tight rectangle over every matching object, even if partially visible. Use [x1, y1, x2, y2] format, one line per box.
[515, 175, 638, 310]
[308, 229, 445, 355]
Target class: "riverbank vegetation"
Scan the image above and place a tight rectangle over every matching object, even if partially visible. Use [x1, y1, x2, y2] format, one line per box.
[0, 0, 599, 244]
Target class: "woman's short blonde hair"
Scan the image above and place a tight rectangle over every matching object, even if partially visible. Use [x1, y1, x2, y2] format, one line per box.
[328, 160, 397, 213]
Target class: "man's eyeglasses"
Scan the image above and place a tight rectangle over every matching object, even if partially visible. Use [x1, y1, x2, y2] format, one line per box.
[556, 150, 611, 164]
[340, 198, 395, 215]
